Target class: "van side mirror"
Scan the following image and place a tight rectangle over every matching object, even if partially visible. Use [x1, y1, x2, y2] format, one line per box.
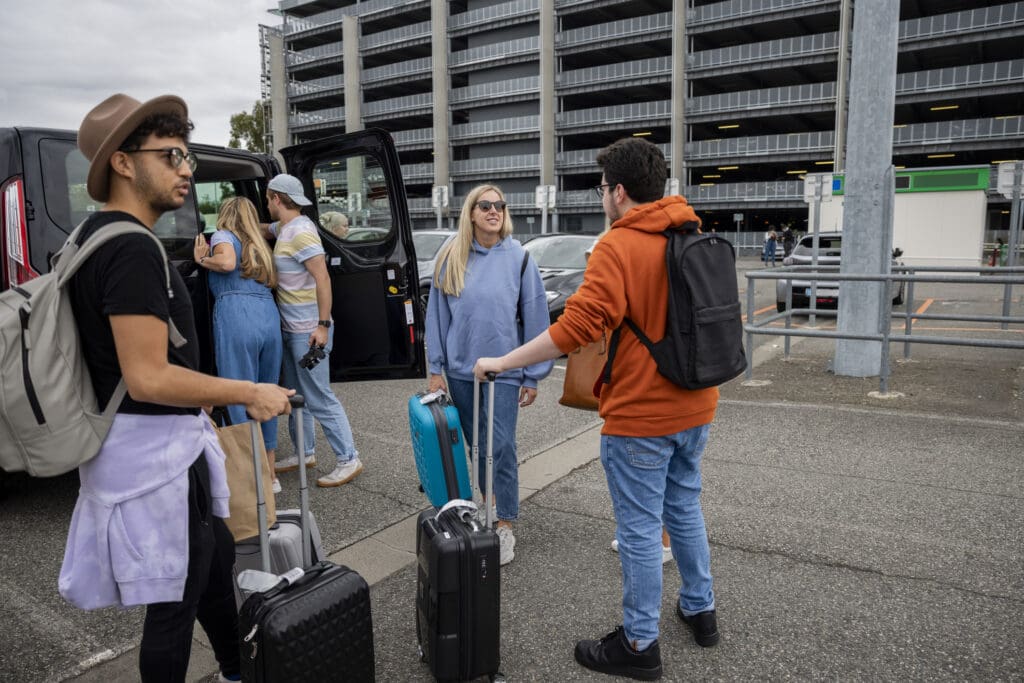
[892, 247, 903, 258]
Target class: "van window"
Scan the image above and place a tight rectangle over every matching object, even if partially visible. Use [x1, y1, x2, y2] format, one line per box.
[38, 138, 199, 258]
[313, 154, 392, 243]
[194, 181, 237, 232]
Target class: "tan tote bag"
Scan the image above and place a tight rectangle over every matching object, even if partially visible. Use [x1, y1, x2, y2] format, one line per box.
[216, 420, 277, 541]
[558, 334, 607, 411]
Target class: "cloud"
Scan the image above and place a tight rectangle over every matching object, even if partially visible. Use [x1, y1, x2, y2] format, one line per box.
[0, 0, 278, 146]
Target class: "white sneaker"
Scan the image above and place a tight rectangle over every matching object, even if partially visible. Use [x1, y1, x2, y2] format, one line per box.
[610, 539, 673, 565]
[271, 478, 282, 495]
[274, 454, 315, 473]
[317, 457, 363, 487]
[497, 525, 516, 565]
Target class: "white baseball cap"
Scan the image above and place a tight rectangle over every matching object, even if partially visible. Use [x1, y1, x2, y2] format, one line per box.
[267, 173, 312, 206]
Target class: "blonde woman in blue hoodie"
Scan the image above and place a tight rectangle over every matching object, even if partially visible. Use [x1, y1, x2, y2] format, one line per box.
[425, 184, 553, 565]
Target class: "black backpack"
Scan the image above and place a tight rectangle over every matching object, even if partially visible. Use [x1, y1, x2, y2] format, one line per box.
[605, 222, 746, 390]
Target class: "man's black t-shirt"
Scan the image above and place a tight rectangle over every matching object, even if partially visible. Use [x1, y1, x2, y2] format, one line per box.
[69, 211, 201, 415]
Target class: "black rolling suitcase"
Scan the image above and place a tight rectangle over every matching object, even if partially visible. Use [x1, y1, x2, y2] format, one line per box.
[416, 375, 503, 682]
[237, 395, 374, 683]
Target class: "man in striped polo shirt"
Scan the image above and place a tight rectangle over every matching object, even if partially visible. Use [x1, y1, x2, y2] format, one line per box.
[266, 174, 363, 488]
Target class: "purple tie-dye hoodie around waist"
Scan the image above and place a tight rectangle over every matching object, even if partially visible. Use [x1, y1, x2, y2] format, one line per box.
[58, 414, 231, 610]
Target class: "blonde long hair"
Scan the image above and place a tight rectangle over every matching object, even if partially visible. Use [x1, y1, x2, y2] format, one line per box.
[434, 184, 514, 296]
[216, 197, 278, 288]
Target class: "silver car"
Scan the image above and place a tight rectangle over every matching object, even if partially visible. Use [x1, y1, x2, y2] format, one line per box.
[412, 229, 456, 313]
[776, 232, 904, 312]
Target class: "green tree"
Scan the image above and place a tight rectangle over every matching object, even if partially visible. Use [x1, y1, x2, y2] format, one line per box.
[228, 101, 269, 153]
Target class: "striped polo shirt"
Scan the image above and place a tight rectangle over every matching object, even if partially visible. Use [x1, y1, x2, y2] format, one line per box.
[270, 215, 325, 333]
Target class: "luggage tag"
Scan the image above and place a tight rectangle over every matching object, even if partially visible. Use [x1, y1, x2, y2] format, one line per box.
[237, 567, 305, 594]
[436, 497, 478, 525]
[419, 389, 447, 405]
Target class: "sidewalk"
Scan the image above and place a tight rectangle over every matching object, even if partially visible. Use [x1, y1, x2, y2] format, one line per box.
[75, 336, 1023, 681]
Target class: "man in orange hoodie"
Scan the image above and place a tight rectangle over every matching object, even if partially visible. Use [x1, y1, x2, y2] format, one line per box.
[475, 137, 719, 681]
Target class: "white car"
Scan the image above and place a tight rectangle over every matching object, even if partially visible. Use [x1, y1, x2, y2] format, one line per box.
[776, 232, 904, 312]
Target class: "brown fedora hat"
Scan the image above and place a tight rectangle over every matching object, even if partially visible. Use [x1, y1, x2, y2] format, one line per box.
[78, 93, 188, 202]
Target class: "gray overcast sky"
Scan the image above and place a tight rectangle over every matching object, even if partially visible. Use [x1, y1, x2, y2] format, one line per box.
[0, 0, 278, 147]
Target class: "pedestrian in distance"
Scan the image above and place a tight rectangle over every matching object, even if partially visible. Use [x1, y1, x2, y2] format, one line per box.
[989, 237, 1007, 267]
[782, 225, 795, 257]
[321, 210, 349, 239]
[265, 174, 364, 488]
[425, 184, 552, 566]
[194, 196, 285, 493]
[475, 137, 721, 681]
[764, 229, 778, 267]
[60, 93, 293, 683]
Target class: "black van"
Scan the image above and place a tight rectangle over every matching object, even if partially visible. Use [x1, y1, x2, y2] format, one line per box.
[0, 127, 426, 383]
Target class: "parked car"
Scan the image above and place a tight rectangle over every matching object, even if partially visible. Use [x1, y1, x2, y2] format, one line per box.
[0, 126, 426, 395]
[411, 229, 456, 314]
[522, 233, 599, 322]
[776, 232, 905, 312]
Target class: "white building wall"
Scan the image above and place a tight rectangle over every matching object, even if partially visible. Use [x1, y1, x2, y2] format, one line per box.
[813, 190, 987, 267]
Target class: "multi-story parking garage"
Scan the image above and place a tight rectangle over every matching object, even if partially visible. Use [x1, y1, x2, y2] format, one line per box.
[261, 0, 1023, 236]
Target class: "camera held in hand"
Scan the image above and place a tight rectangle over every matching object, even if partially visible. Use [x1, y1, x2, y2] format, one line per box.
[299, 343, 326, 370]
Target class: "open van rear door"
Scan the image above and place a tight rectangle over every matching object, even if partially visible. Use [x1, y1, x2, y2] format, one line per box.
[281, 129, 425, 382]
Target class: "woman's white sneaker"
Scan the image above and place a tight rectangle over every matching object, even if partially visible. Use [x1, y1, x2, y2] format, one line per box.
[497, 525, 516, 565]
[317, 457, 363, 487]
[271, 478, 282, 494]
[274, 454, 316, 473]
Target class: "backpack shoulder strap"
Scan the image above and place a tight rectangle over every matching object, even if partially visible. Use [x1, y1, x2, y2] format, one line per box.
[55, 220, 186, 349]
[516, 249, 530, 324]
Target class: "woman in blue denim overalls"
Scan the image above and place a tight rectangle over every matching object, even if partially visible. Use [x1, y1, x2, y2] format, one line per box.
[194, 197, 284, 492]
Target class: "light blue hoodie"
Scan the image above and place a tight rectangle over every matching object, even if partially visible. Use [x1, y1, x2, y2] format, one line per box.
[426, 237, 553, 387]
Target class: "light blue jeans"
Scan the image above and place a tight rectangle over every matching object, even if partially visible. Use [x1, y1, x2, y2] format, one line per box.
[602, 424, 715, 643]
[446, 378, 521, 522]
[213, 292, 282, 451]
[280, 328, 358, 464]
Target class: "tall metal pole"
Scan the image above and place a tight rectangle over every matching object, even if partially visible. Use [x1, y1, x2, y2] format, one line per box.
[1002, 161, 1023, 329]
[809, 181, 822, 328]
[832, 0, 853, 171]
[834, 0, 899, 378]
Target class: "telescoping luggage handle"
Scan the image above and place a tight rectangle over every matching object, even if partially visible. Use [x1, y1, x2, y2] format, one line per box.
[250, 395, 311, 574]
[471, 373, 497, 530]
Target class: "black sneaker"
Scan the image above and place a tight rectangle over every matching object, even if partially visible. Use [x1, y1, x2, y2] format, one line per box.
[574, 625, 663, 681]
[676, 605, 720, 647]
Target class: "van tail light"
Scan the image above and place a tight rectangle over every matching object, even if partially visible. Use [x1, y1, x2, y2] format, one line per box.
[2, 177, 39, 289]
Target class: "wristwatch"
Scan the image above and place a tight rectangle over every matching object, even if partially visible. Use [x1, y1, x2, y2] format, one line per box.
[318, 319, 332, 328]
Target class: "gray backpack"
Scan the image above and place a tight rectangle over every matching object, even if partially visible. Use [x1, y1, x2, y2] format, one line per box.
[0, 220, 185, 477]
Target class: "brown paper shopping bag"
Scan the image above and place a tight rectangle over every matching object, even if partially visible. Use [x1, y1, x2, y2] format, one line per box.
[558, 334, 607, 411]
[216, 420, 277, 541]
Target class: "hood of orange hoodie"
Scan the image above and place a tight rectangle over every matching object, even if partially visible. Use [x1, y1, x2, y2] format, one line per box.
[611, 195, 701, 235]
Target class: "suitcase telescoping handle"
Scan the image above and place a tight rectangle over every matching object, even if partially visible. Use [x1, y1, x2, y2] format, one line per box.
[250, 394, 311, 574]
[472, 373, 496, 530]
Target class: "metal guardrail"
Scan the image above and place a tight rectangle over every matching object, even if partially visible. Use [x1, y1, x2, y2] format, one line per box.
[744, 265, 1024, 394]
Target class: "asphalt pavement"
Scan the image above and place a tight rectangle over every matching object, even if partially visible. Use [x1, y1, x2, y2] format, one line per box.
[11, 260, 1023, 682]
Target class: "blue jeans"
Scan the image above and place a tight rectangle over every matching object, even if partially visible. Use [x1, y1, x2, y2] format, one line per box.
[280, 328, 358, 463]
[447, 378, 521, 521]
[213, 292, 282, 451]
[602, 425, 715, 643]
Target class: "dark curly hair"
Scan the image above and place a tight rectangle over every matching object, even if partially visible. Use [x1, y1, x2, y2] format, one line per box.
[596, 137, 667, 203]
[119, 112, 194, 151]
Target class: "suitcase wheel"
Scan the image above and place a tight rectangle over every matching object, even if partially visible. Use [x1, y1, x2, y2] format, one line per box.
[490, 674, 506, 683]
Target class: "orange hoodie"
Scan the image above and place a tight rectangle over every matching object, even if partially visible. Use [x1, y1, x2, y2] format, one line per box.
[548, 196, 718, 436]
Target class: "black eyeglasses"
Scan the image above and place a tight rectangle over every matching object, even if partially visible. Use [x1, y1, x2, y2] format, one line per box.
[475, 200, 507, 212]
[121, 147, 198, 172]
[593, 183, 612, 199]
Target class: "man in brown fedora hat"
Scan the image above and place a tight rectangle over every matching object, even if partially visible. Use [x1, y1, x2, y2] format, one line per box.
[61, 93, 294, 683]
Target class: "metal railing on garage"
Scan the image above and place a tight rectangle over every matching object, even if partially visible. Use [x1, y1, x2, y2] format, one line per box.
[743, 265, 1024, 394]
